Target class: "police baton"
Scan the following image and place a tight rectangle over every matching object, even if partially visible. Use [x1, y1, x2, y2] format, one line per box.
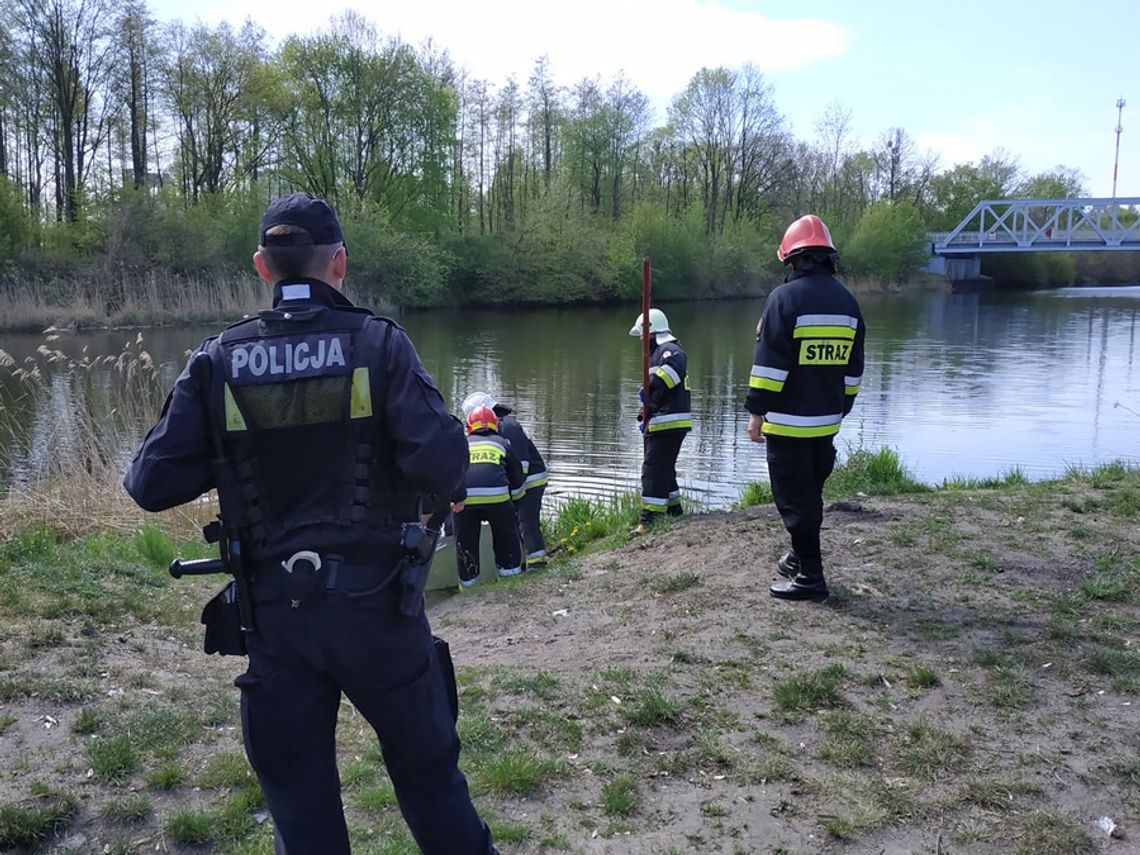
[169, 557, 226, 578]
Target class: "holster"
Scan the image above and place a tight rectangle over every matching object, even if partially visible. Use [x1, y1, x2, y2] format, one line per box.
[201, 582, 248, 656]
[397, 557, 431, 617]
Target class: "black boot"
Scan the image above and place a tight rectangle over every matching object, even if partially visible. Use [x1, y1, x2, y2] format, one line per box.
[769, 572, 829, 602]
[776, 550, 800, 579]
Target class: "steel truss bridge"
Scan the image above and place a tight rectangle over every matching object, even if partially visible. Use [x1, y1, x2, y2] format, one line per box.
[928, 197, 1140, 280]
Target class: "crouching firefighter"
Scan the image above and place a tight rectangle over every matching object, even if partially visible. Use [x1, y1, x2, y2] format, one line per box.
[462, 392, 549, 565]
[452, 404, 526, 586]
[123, 193, 497, 855]
[629, 308, 692, 535]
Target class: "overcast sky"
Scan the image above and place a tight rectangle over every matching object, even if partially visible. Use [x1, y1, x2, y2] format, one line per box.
[148, 0, 1140, 197]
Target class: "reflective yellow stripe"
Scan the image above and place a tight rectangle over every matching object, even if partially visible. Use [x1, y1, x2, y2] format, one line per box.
[350, 367, 372, 418]
[845, 384, 861, 395]
[749, 376, 785, 392]
[648, 418, 692, 432]
[224, 384, 247, 432]
[653, 366, 677, 389]
[465, 494, 512, 505]
[762, 421, 841, 438]
[793, 325, 857, 340]
[642, 502, 667, 513]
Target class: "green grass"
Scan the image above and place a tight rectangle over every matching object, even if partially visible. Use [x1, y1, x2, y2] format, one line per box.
[491, 670, 562, 701]
[133, 525, 175, 568]
[897, 719, 969, 779]
[825, 448, 931, 499]
[165, 808, 214, 844]
[737, 480, 774, 507]
[0, 673, 97, 703]
[472, 751, 562, 797]
[356, 781, 397, 813]
[88, 735, 141, 780]
[818, 711, 876, 767]
[71, 707, 104, 734]
[621, 687, 682, 726]
[601, 775, 639, 816]
[0, 713, 16, 735]
[648, 571, 701, 594]
[1011, 811, 1093, 855]
[546, 493, 640, 554]
[773, 664, 847, 712]
[145, 762, 185, 790]
[101, 795, 152, 824]
[486, 814, 532, 844]
[990, 663, 1035, 709]
[198, 752, 257, 789]
[906, 664, 940, 689]
[941, 467, 1029, 490]
[960, 777, 1041, 811]
[0, 785, 78, 849]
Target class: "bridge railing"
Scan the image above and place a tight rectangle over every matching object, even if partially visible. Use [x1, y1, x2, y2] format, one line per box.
[930, 198, 1140, 254]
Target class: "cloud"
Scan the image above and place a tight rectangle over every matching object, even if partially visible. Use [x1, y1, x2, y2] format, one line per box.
[158, 0, 849, 108]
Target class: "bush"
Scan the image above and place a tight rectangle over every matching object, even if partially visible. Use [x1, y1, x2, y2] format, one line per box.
[843, 202, 928, 283]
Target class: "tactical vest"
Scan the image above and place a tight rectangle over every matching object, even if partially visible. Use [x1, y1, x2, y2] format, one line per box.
[206, 303, 409, 563]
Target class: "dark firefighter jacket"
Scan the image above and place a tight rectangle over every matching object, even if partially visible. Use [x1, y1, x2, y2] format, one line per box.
[494, 407, 547, 496]
[458, 430, 526, 506]
[745, 266, 866, 439]
[122, 279, 468, 566]
[645, 337, 692, 433]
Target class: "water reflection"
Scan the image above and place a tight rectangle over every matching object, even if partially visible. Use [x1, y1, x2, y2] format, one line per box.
[2, 287, 1138, 505]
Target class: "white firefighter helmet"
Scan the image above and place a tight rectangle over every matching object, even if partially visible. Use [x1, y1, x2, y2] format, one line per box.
[461, 391, 496, 417]
[628, 308, 672, 337]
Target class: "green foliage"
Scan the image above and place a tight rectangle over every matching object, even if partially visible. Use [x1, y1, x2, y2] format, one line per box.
[737, 480, 774, 507]
[843, 202, 929, 283]
[825, 448, 930, 499]
[0, 177, 31, 265]
[344, 218, 452, 308]
[546, 493, 640, 555]
[134, 526, 175, 569]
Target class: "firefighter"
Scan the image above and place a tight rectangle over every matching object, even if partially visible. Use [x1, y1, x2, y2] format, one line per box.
[453, 404, 526, 585]
[629, 308, 692, 534]
[122, 193, 495, 853]
[462, 392, 549, 565]
[746, 214, 866, 602]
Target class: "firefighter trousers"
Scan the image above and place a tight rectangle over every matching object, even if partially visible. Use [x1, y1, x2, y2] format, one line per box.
[518, 483, 547, 561]
[455, 501, 522, 581]
[640, 430, 686, 524]
[765, 435, 836, 575]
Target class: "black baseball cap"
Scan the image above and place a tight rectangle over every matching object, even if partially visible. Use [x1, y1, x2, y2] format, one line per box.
[259, 193, 345, 247]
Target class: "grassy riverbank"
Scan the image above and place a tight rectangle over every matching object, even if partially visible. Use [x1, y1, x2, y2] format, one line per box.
[1, 456, 1138, 853]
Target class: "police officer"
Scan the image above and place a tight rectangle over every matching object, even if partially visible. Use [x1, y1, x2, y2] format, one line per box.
[746, 214, 866, 602]
[629, 308, 692, 534]
[453, 404, 526, 585]
[462, 392, 549, 565]
[123, 193, 496, 854]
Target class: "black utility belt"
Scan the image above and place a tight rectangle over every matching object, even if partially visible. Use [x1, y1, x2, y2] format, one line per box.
[249, 551, 399, 604]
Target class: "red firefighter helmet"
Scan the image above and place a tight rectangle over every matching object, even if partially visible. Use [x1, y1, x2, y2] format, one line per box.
[466, 404, 499, 434]
[777, 214, 836, 263]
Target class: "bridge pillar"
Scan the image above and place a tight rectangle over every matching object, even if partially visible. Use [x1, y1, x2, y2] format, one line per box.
[945, 255, 982, 282]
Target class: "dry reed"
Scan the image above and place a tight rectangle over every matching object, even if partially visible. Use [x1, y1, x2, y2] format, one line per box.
[0, 270, 267, 333]
[0, 333, 210, 541]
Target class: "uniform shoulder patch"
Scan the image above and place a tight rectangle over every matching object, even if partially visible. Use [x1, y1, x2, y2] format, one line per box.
[662, 350, 673, 359]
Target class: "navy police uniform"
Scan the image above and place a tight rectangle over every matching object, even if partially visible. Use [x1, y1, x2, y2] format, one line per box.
[493, 405, 548, 563]
[454, 427, 526, 583]
[639, 337, 692, 524]
[124, 196, 495, 855]
[746, 262, 866, 585]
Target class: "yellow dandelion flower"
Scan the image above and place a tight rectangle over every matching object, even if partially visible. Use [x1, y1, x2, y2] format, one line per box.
[567, 546, 576, 553]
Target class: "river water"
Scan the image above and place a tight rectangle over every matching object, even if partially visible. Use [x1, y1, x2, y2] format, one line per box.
[2, 286, 1138, 507]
